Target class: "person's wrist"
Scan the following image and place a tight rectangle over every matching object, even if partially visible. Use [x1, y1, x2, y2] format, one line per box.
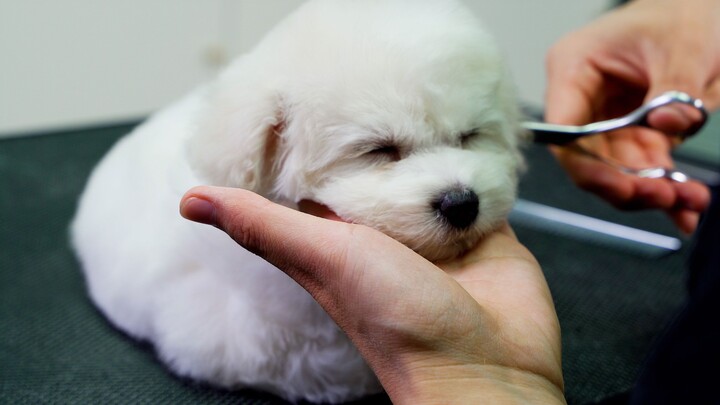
[385, 361, 566, 405]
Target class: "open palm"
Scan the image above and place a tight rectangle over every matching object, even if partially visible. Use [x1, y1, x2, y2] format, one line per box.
[181, 186, 565, 403]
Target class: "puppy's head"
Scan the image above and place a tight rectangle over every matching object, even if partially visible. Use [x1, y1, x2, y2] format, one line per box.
[189, 0, 526, 261]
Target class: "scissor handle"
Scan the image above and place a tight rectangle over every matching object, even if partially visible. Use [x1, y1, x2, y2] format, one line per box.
[526, 91, 708, 145]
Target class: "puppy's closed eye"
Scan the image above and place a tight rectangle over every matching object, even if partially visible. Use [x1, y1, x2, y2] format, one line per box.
[460, 128, 481, 147]
[365, 144, 401, 162]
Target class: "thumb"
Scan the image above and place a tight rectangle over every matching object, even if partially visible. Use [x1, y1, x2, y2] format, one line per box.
[178, 186, 455, 360]
[179, 186, 358, 295]
[645, 59, 708, 136]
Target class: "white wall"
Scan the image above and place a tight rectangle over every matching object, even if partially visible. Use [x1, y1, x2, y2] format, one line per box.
[0, 0, 611, 137]
[0, 0, 223, 135]
[469, 1, 611, 107]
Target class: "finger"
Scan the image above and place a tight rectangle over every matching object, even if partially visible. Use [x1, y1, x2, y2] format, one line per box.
[645, 50, 708, 133]
[630, 176, 677, 210]
[668, 209, 700, 235]
[554, 142, 682, 211]
[605, 128, 673, 168]
[180, 186, 378, 295]
[179, 186, 452, 316]
[551, 145, 635, 205]
[621, 178, 710, 215]
[646, 104, 703, 136]
[673, 180, 712, 212]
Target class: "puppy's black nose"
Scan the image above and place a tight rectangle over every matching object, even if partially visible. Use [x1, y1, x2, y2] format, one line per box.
[433, 188, 479, 230]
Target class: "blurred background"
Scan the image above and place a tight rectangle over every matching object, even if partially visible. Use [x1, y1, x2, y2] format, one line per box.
[2, 0, 717, 163]
[1, 1, 718, 405]
[2, 0, 608, 133]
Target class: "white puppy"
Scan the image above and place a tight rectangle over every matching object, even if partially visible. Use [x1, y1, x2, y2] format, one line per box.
[72, 0, 525, 403]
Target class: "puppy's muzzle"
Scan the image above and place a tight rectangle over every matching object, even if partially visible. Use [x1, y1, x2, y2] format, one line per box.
[433, 187, 479, 230]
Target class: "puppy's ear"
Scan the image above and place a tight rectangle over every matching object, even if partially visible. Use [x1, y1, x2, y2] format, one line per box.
[187, 60, 283, 195]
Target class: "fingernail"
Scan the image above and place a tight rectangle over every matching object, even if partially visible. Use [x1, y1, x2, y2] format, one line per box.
[180, 197, 217, 226]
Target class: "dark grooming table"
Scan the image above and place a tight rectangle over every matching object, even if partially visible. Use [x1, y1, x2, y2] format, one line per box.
[0, 123, 694, 404]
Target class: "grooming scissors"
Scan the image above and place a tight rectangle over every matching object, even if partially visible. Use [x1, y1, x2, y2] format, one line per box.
[523, 91, 709, 182]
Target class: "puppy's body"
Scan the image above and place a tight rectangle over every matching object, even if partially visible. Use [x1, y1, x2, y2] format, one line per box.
[72, 1, 524, 402]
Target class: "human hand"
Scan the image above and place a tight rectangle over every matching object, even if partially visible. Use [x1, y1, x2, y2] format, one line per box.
[545, 0, 718, 233]
[180, 186, 565, 404]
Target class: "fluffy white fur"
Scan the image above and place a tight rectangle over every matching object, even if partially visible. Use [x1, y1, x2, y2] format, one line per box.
[71, 0, 525, 403]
